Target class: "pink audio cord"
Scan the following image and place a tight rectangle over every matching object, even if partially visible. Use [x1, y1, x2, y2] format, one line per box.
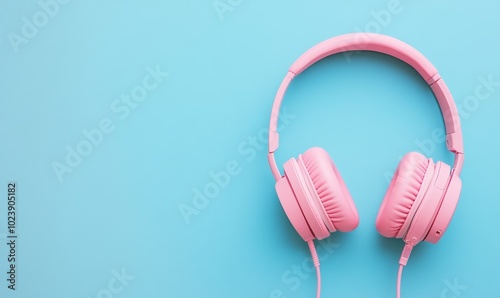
[397, 244, 413, 298]
[397, 264, 404, 298]
[307, 241, 321, 298]
[307, 241, 412, 298]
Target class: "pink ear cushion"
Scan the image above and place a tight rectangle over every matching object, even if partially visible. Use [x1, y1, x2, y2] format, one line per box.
[302, 147, 359, 232]
[376, 152, 429, 238]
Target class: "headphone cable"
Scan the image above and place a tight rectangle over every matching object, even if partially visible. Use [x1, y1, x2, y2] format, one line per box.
[308, 241, 412, 297]
[397, 264, 404, 298]
[397, 243, 414, 298]
[307, 240, 321, 298]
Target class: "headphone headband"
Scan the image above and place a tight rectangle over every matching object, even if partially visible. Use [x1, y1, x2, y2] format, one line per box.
[268, 33, 464, 180]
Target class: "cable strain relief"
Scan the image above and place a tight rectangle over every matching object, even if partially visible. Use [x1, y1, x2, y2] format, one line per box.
[307, 240, 320, 268]
[399, 243, 414, 266]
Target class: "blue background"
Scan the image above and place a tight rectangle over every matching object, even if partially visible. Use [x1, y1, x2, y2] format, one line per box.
[1, 1, 499, 297]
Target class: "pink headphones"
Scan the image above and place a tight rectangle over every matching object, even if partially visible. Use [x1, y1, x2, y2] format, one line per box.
[267, 33, 464, 298]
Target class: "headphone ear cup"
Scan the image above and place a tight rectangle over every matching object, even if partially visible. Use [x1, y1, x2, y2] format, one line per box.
[376, 152, 430, 238]
[425, 173, 462, 243]
[302, 147, 359, 232]
[275, 172, 315, 242]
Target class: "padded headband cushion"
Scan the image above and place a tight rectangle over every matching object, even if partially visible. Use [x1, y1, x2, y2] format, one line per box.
[302, 147, 359, 232]
[376, 152, 428, 238]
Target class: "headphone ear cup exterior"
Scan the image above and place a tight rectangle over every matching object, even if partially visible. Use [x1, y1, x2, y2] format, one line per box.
[404, 161, 450, 245]
[275, 168, 315, 242]
[284, 158, 331, 240]
[376, 152, 430, 238]
[425, 173, 462, 243]
[301, 147, 359, 232]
